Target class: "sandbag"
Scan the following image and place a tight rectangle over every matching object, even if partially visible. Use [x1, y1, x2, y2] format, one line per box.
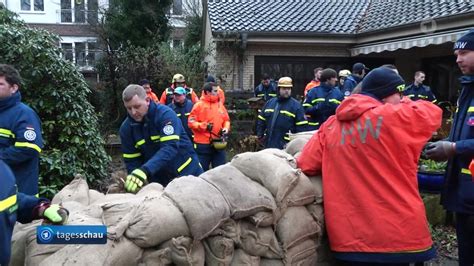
[89, 189, 105, 205]
[140, 248, 172, 266]
[231, 151, 300, 204]
[276, 207, 320, 250]
[316, 231, 336, 266]
[52, 174, 90, 205]
[284, 171, 316, 207]
[285, 137, 309, 156]
[39, 238, 143, 266]
[260, 259, 284, 266]
[200, 164, 276, 219]
[125, 195, 190, 248]
[136, 182, 164, 197]
[159, 236, 205, 266]
[93, 192, 137, 206]
[101, 196, 145, 227]
[203, 236, 234, 266]
[258, 148, 297, 168]
[309, 176, 323, 204]
[247, 211, 274, 227]
[288, 131, 315, 141]
[209, 219, 239, 244]
[306, 203, 324, 228]
[284, 239, 318, 266]
[238, 221, 283, 259]
[25, 228, 65, 266]
[10, 221, 41, 266]
[230, 249, 260, 266]
[164, 175, 231, 240]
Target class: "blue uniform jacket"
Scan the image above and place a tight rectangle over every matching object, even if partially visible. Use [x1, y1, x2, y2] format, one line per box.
[303, 83, 343, 130]
[168, 99, 194, 140]
[1, 160, 40, 265]
[254, 83, 277, 102]
[0, 91, 43, 196]
[119, 102, 203, 186]
[442, 75, 474, 214]
[341, 75, 362, 98]
[403, 83, 437, 103]
[257, 97, 308, 149]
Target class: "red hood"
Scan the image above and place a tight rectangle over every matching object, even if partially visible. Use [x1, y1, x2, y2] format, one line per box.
[201, 93, 219, 103]
[336, 94, 382, 122]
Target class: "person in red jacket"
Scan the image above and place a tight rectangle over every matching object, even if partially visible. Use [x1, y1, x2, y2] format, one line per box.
[138, 79, 159, 103]
[188, 82, 230, 171]
[297, 67, 442, 265]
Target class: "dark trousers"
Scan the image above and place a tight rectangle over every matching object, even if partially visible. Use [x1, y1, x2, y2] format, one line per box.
[195, 143, 226, 171]
[456, 213, 474, 266]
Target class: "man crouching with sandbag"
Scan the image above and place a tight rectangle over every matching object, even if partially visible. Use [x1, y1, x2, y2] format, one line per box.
[119, 84, 203, 193]
[1, 159, 68, 265]
[297, 67, 442, 265]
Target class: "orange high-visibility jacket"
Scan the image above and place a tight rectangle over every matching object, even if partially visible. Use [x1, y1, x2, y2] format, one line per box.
[304, 80, 320, 97]
[159, 85, 199, 105]
[147, 91, 159, 103]
[297, 94, 442, 253]
[188, 93, 230, 145]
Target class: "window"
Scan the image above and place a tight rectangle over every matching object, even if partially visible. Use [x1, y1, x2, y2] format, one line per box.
[60, 0, 98, 24]
[21, 0, 44, 11]
[61, 41, 100, 69]
[172, 39, 183, 49]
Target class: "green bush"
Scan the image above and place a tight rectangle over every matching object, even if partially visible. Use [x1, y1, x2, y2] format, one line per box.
[0, 8, 110, 197]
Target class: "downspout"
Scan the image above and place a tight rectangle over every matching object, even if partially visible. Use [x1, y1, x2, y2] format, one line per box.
[238, 32, 248, 90]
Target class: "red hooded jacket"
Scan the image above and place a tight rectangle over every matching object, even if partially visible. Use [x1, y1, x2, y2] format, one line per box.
[297, 94, 442, 253]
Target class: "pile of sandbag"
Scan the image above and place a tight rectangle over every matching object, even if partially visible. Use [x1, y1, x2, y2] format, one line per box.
[11, 135, 334, 265]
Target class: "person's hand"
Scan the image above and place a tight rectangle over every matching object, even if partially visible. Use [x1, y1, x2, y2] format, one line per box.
[424, 141, 456, 161]
[206, 123, 213, 132]
[38, 203, 69, 224]
[125, 168, 147, 193]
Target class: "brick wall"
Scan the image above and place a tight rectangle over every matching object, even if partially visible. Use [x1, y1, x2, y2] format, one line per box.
[214, 42, 350, 91]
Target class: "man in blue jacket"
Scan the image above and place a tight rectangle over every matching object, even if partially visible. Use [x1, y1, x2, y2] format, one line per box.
[341, 62, 369, 98]
[1, 159, 68, 265]
[120, 84, 203, 192]
[254, 74, 277, 102]
[168, 87, 194, 141]
[257, 77, 308, 149]
[425, 29, 474, 266]
[0, 64, 43, 197]
[403, 71, 437, 103]
[303, 68, 344, 130]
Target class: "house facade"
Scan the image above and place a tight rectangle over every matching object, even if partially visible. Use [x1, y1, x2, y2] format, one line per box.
[203, 0, 474, 102]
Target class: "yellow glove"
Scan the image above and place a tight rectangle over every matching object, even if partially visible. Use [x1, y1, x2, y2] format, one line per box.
[125, 168, 147, 193]
[38, 203, 69, 224]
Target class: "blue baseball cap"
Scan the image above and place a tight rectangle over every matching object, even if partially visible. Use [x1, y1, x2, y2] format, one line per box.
[174, 87, 186, 95]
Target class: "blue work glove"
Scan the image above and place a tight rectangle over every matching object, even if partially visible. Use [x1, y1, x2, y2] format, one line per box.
[37, 202, 69, 224]
[125, 168, 147, 193]
[424, 141, 455, 162]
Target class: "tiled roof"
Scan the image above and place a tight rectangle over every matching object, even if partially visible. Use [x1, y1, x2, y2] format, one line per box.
[207, 0, 474, 35]
[208, 0, 370, 34]
[358, 0, 474, 33]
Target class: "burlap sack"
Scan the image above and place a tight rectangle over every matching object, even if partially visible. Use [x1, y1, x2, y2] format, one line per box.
[309, 176, 323, 204]
[125, 196, 190, 248]
[284, 239, 318, 266]
[10, 221, 41, 266]
[209, 219, 239, 244]
[200, 164, 276, 219]
[285, 137, 309, 156]
[258, 148, 297, 168]
[93, 192, 137, 206]
[164, 175, 231, 240]
[230, 249, 260, 266]
[238, 221, 283, 259]
[230, 151, 300, 204]
[306, 203, 324, 228]
[139, 248, 172, 266]
[285, 171, 316, 207]
[276, 207, 320, 250]
[159, 236, 205, 266]
[25, 228, 65, 266]
[101, 196, 145, 227]
[52, 174, 90, 205]
[88, 189, 105, 205]
[247, 211, 274, 227]
[136, 182, 164, 197]
[39, 238, 143, 266]
[203, 236, 234, 266]
[260, 259, 284, 266]
[288, 131, 315, 142]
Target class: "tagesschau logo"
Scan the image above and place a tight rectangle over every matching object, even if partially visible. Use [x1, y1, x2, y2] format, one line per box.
[37, 225, 107, 244]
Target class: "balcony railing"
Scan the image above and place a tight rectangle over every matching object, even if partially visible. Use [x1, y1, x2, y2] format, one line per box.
[57, 9, 99, 24]
[61, 48, 103, 70]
